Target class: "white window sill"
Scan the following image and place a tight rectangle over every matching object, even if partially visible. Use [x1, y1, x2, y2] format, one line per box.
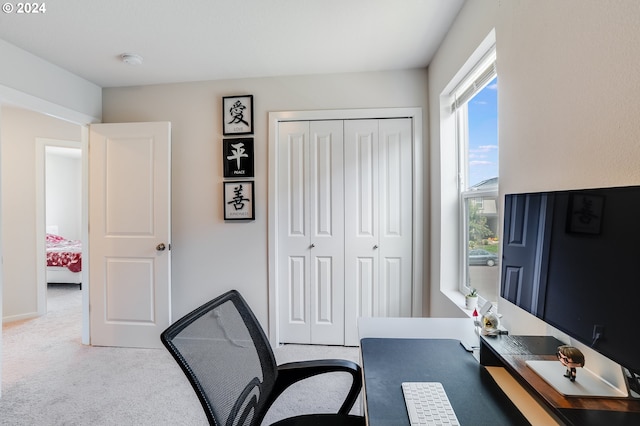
[442, 289, 477, 318]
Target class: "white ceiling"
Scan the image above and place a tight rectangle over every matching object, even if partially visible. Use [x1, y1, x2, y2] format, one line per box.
[0, 0, 464, 88]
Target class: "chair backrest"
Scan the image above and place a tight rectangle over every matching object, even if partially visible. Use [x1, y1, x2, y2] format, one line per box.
[161, 290, 278, 426]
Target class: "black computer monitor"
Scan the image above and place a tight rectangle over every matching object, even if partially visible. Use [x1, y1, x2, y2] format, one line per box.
[501, 185, 640, 377]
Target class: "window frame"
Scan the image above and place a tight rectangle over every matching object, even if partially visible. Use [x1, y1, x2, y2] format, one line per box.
[450, 48, 498, 305]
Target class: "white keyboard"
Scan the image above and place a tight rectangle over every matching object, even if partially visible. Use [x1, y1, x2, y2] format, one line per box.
[401, 382, 460, 426]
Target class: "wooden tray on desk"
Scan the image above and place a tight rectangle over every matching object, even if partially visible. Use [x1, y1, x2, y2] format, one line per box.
[480, 334, 640, 425]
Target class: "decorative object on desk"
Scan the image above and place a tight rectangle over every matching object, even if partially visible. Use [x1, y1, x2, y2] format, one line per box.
[481, 311, 500, 336]
[223, 181, 255, 220]
[223, 95, 253, 135]
[557, 345, 585, 382]
[223, 138, 254, 178]
[465, 288, 478, 310]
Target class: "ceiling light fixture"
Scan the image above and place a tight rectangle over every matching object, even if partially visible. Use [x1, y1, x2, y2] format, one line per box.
[121, 53, 143, 66]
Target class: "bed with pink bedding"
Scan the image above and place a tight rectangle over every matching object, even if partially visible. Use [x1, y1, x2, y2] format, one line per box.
[46, 233, 82, 287]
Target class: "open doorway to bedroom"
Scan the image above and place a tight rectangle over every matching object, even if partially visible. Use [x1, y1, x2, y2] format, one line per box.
[34, 137, 88, 343]
[44, 144, 83, 295]
[43, 145, 82, 288]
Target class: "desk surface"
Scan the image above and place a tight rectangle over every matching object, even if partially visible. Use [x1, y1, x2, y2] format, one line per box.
[360, 337, 529, 425]
[358, 317, 479, 347]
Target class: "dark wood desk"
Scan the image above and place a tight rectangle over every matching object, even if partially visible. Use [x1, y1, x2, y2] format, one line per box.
[480, 335, 640, 425]
[360, 338, 529, 425]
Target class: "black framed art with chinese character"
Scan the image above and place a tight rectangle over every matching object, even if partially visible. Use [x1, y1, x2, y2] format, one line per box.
[222, 95, 253, 135]
[224, 181, 255, 220]
[567, 193, 604, 234]
[223, 138, 254, 178]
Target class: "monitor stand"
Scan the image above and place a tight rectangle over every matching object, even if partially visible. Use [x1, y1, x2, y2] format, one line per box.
[526, 360, 627, 398]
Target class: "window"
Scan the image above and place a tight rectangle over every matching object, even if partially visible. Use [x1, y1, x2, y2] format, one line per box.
[452, 49, 499, 306]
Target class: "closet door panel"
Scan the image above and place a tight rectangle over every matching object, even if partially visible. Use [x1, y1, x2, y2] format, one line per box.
[344, 120, 379, 345]
[278, 121, 311, 343]
[356, 257, 376, 318]
[315, 256, 334, 323]
[288, 256, 307, 323]
[379, 119, 413, 317]
[309, 120, 344, 344]
[288, 133, 306, 236]
[312, 129, 334, 236]
[380, 257, 403, 316]
[354, 126, 377, 237]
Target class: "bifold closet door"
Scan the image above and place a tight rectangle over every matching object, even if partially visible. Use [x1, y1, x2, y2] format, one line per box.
[343, 118, 413, 346]
[277, 120, 345, 344]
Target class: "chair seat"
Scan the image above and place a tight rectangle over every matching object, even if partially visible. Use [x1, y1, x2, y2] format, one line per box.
[270, 414, 365, 426]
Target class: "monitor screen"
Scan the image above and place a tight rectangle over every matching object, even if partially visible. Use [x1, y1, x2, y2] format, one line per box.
[501, 185, 640, 374]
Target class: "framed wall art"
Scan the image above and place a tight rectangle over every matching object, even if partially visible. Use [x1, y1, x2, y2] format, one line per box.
[223, 138, 254, 178]
[567, 193, 604, 234]
[223, 181, 255, 220]
[222, 95, 253, 135]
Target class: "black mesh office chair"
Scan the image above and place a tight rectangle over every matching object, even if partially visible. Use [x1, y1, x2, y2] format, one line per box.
[161, 290, 365, 426]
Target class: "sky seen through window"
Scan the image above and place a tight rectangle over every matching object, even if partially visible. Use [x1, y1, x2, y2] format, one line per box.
[467, 77, 498, 188]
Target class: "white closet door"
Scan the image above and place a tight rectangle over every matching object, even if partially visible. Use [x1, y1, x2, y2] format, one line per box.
[278, 120, 344, 344]
[378, 118, 413, 317]
[309, 121, 344, 344]
[278, 121, 310, 343]
[344, 119, 380, 345]
[344, 118, 413, 346]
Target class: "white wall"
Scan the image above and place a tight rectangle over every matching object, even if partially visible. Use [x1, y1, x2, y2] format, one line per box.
[428, 0, 640, 359]
[1, 107, 81, 320]
[102, 69, 429, 328]
[45, 151, 81, 241]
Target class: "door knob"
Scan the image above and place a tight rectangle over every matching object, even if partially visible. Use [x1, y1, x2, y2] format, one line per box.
[310, 244, 316, 249]
[373, 245, 379, 250]
[156, 243, 166, 251]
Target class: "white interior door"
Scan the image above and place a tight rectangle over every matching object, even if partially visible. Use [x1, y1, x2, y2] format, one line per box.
[278, 121, 310, 343]
[89, 122, 171, 348]
[278, 120, 344, 344]
[344, 120, 380, 344]
[377, 118, 413, 317]
[309, 121, 344, 344]
[344, 118, 413, 346]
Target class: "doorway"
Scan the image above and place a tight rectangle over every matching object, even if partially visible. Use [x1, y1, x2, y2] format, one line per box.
[40, 142, 83, 305]
[35, 137, 89, 344]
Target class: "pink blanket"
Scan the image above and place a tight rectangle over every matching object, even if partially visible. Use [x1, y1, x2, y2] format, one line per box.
[46, 233, 82, 273]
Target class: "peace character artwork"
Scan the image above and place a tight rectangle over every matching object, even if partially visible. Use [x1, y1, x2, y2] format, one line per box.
[223, 138, 254, 178]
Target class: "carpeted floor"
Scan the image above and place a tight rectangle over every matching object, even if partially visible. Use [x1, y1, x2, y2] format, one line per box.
[0, 284, 360, 425]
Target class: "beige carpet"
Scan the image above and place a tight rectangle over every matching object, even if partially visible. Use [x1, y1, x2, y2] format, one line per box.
[0, 284, 360, 425]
